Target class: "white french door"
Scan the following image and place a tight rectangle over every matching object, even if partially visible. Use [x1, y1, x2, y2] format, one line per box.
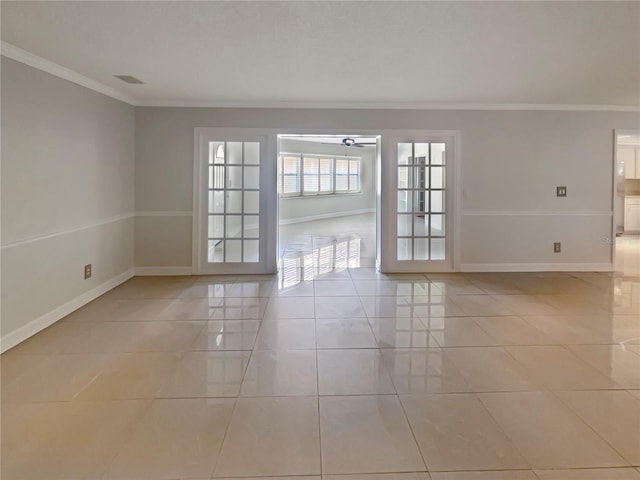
[379, 133, 458, 272]
[193, 129, 277, 274]
[193, 128, 455, 275]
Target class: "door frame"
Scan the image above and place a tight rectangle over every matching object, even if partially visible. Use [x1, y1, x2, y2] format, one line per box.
[612, 128, 640, 269]
[192, 127, 278, 274]
[193, 127, 461, 275]
[275, 129, 383, 273]
[379, 130, 461, 272]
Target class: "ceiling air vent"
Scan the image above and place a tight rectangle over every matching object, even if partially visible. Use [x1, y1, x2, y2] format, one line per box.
[114, 75, 144, 84]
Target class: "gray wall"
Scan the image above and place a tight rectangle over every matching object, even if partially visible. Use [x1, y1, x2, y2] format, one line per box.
[3, 56, 637, 348]
[278, 138, 376, 223]
[135, 106, 639, 269]
[1, 58, 135, 344]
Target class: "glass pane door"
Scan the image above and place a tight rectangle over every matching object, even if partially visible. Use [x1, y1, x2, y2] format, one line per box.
[380, 134, 454, 272]
[207, 141, 261, 264]
[194, 130, 276, 275]
[396, 142, 446, 261]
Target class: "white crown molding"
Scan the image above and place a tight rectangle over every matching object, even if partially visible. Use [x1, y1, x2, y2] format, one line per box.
[3, 42, 639, 112]
[1, 41, 138, 106]
[138, 99, 640, 112]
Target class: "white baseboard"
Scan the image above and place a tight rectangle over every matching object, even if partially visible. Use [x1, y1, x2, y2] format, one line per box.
[279, 208, 375, 226]
[135, 266, 193, 276]
[0, 268, 135, 353]
[459, 263, 614, 272]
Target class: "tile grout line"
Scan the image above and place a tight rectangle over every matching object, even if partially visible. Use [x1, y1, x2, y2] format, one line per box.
[97, 397, 156, 480]
[208, 282, 270, 479]
[483, 343, 634, 469]
[395, 385, 431, 475]
[472, 390, 535, 472]
[4, 271, 639, 478]
[546, 387, 637, 467]
[314, 306, 323, 477]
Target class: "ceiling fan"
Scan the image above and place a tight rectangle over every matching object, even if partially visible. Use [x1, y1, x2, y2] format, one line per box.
[322, 137, 377, 148]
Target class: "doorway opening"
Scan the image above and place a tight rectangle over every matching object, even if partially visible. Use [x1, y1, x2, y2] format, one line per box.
[277, 134, 380, 284]
[614, 130, 640, 277]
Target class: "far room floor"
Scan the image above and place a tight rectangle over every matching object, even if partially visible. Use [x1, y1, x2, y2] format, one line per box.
[279, 212, 376, 276]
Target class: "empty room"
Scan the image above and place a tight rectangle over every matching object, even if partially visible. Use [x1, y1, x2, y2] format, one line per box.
[1, 1, 639, 480]
[278, 134, 378, 283]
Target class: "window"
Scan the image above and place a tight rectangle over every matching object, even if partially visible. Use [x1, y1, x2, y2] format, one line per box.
[281, 155, 300, 194]
[396, 142, 446, 261]
[278, 153, 361, 197]
[335, 158, 360, 192]
[207, 140, 260, 263]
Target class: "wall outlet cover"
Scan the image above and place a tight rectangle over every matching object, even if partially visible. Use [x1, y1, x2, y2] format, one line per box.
[84, 264, 92, 279]
[556, 186, 567, 197]
[553, 242, 561, 253]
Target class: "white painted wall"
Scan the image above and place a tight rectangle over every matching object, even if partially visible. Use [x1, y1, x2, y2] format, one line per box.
[278, 138, 376, 223]
[1, 58, 135, 350]
[135, 107, 639, 270]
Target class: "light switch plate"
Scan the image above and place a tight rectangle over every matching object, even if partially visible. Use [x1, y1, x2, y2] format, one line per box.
[556, 186, 567, 197]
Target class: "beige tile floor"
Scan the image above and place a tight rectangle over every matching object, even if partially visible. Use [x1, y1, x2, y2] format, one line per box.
[2, 236, 640, 479]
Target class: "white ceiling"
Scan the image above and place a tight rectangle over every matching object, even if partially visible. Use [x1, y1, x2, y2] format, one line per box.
[2, 1, 639, 107]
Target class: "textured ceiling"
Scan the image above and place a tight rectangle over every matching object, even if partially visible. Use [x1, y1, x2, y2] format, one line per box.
[2, 1, 639, 107]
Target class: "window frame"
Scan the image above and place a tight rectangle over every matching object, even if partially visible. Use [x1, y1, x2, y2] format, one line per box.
[278, 152, 362, 198]
[279, 154, 302, 196]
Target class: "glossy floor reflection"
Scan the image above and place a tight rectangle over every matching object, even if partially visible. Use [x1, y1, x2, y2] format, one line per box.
[617, 234, 640, 278]
[2, 241, 640, 479]
[279, 213, 376, 282]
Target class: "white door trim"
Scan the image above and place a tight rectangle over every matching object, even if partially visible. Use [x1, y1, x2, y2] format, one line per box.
[192, 128, 278, 274]
[193, 128, 461, 275]
[275, 129, 461, 273]
[612, 128, 640, 268]
[379, 130, 461, 273]
[276, 129, 384, 271]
